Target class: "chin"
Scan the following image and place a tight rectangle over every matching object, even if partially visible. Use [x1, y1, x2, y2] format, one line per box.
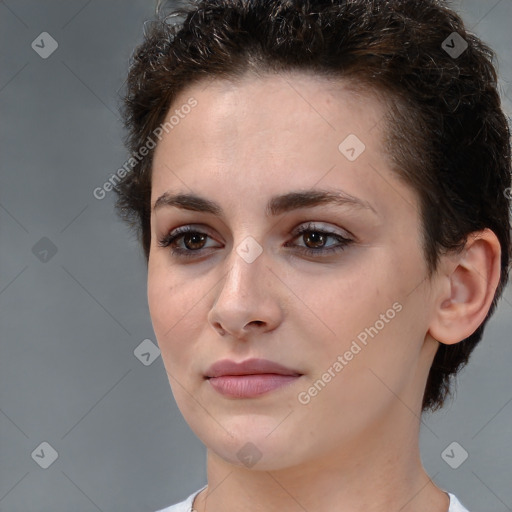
[202, 425, 304, 471]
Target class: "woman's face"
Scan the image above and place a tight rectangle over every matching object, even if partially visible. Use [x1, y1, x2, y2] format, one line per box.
[148, 73, 439, 470]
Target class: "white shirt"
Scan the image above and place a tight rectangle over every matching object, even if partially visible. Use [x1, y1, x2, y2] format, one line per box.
[155, 485, 471, 512]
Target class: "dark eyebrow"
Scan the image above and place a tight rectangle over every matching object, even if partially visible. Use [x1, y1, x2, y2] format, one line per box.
[153, 189, 377, 216]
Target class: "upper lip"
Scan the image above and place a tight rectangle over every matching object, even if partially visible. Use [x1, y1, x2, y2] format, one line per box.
[205, 358, 302, 378]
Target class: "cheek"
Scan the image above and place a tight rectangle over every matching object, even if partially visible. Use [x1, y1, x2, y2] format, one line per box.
[295, 265, 382, 345]
[147, 263, 170, 335]
[147, 264, 201, 354]
[303, 256, 421, 377]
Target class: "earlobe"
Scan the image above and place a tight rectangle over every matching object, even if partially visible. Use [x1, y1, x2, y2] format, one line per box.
[428, 228, 502, 345]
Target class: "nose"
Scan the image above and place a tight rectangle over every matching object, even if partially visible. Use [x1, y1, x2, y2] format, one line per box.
[207, 249, 283, 340]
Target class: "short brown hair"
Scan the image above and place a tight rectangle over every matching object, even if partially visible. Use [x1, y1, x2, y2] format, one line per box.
[114, 0, 512, 411]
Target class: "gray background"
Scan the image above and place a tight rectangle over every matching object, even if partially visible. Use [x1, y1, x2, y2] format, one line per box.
[0, 1, 511, 511]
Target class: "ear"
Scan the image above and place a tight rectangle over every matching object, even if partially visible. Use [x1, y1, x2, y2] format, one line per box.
[428, 228, 502, 345]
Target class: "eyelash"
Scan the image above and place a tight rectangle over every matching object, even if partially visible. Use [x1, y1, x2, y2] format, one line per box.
[157, 222, 354, 260]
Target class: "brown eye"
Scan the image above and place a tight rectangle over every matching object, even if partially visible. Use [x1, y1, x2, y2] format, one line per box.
[286, 222, 354, 258]
[302, 231, 327, 249]
[158, 226, 221, 259]
[182, 232, 208, 250]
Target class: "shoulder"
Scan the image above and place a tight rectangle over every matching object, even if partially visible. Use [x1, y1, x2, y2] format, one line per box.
[154, 485, 207, 512]
[448, 493, 471, 512]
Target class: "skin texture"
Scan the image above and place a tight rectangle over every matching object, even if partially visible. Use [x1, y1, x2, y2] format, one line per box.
[147, 73, 501, 512]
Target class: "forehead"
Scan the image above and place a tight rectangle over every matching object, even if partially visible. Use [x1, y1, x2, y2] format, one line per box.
[152, 72, 387, 174]
[150, 72, 417, 223]
[164, 72, 385, 144]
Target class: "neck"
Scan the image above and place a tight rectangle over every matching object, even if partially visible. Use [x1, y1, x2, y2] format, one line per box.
[193, 404, 449, 512]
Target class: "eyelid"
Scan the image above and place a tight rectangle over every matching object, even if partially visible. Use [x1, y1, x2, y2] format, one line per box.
[159, 221, 351, 246]
[158, 221, 355, 261]
[157, 224, 221, 248]
[290, 221, 353, 240]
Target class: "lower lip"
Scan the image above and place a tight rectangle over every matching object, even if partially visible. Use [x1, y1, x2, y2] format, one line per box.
[207, 374, 301, 398]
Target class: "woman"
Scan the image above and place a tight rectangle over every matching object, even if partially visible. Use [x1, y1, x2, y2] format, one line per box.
[114, 1, 511, 511]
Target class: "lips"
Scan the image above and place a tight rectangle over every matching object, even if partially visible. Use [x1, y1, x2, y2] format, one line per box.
[204, 358, 303, 398]
[205, 357, 302, 378]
